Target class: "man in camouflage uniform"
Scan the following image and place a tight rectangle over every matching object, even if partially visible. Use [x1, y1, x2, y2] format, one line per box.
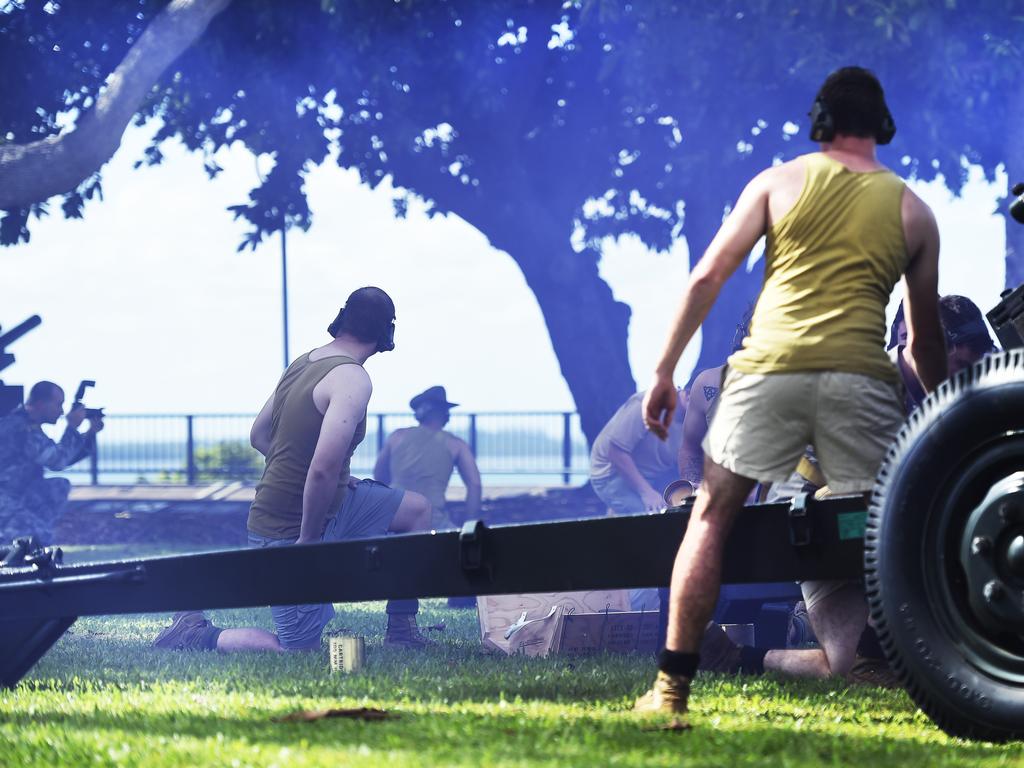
[0, 381, 103, 542]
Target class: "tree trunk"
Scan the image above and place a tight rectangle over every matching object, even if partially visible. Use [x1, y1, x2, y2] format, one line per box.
[683, 186, 765, 378]
[0, 0, 232, 211]
[482, 222, 636, 447]
[518, 253, 636, 446]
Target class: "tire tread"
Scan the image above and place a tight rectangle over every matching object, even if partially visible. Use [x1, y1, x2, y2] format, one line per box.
[865, 350, 1024, 743]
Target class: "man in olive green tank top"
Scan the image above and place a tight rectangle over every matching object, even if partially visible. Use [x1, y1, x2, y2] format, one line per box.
[153, 288, 435, 653]
[635, 68, 949, 720]
[374, 385, 482, 528]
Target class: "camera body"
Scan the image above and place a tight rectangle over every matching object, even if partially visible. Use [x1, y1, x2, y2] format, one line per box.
[72, 380, 104, 422]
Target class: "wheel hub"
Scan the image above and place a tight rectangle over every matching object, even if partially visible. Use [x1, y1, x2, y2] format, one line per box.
[1008, 534, 1024, 578]
[960, 472, 1024, 633]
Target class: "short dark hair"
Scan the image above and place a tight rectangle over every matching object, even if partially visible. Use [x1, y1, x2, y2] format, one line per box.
[939, 295, 997, 355]
[817, 66, 891, 140]
[327, 287, 395, 343]
[27, 381, 61, 404]
[889, 296, 998, 355]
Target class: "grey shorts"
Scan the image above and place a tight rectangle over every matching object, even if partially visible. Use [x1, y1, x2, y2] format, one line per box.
[248, 478, 404, 650]
[703, 368, 904, 494]
[800, 578, 862, 614]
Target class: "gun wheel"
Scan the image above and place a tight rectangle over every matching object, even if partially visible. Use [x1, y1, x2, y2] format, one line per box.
[866, 350, 1024, 742]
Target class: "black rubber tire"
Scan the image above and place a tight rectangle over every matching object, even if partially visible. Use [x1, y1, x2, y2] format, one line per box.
[866, 350, 1024, 743]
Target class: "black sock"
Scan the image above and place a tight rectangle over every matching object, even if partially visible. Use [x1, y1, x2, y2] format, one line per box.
[856, 625, 885, 659]
[657, 648, 700, 678]
[740, 646, 768, 675]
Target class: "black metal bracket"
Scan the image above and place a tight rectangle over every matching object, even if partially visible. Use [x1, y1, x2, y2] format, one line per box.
[788, 494, 813, 547]
[459, 520, 484, 571]
[459, 519, 494, 582]
[364, 545, 382, 571]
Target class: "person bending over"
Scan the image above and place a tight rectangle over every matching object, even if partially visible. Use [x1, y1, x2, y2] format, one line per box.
[590, 387, 687, 515]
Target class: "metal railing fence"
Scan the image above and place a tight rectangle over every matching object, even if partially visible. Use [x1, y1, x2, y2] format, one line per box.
[63, 412, 591, 486]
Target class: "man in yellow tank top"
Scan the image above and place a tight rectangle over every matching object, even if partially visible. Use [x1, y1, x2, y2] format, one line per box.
[635, 68, 949, 720]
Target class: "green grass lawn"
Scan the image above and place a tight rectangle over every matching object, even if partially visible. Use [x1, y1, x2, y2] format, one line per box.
[2, 601, 1021, 767]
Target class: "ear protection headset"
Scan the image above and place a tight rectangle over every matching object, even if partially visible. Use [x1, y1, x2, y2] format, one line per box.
[329, 306, 396, 353]
[808, 97, 896, 145]
[376, 318, 396, 353]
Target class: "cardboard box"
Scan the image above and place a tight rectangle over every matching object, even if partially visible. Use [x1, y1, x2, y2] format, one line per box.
[477, 591, 663, 657]
[557, 609, 661, 655]
[477, 591, 631, 656]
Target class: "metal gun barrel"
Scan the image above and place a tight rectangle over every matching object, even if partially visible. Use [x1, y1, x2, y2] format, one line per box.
[0, 315, 41, 350]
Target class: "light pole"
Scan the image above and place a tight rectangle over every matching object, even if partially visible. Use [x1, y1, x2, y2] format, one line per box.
[255, 155, 290, 371]
[280, 224, 289, 369]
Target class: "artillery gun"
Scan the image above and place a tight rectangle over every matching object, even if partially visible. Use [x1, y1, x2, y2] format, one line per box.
[2, 298, 1024, 742]
[0, 315, 41, 415]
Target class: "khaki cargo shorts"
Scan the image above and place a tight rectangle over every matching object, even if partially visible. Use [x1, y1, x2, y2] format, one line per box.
[702, 368, 904, 495]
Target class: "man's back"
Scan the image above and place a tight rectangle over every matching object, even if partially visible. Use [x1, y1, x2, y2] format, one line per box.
[387, 425, 455, 509]
[248, 353, 367, 539]
[730, 152, 907, 381]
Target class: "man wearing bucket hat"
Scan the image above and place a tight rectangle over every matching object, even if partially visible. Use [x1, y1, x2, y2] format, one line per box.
[375, 386, 482, 530]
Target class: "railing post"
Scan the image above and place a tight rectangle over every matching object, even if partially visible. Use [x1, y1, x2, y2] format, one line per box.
[376, 413, 386, 454]
[562, 412, 572, 485]
[186, 415, 196, 485]
[469, 413, 477, 456]
[89, 437, 99, 486]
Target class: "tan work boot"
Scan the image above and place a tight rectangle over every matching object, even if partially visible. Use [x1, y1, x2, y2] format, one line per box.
[384, 613, 435, 650]
[152, 611, 222, 651]
[633, 670, 691, 717]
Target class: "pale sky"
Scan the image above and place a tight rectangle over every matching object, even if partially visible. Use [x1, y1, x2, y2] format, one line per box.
[0, 121, 1009, 417]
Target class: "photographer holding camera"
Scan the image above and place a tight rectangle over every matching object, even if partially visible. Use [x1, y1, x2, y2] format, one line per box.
[0, 380, 103, 543]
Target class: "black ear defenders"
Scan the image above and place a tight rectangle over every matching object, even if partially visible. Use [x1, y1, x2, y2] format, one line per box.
[377, 320, 396, 353]
[807, 97, 896, 145]
[329, 306, 396, 352]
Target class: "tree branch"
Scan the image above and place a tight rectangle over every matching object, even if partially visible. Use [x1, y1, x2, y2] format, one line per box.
[0, 0, 232, 211]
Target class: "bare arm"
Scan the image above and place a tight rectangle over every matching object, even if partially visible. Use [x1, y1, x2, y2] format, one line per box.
[453, 438, 483, 519]
[249, 393, 275, 457]
[901, 189, 947, 392]
[643, 173, 770, 438]
[677, 376, 712, 484]
[607, 444, 664, 510]
[297, 365, 372, 544]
